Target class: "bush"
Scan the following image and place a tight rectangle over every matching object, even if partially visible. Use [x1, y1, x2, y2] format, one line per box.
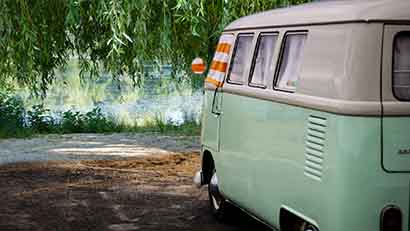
[59, 107, 118, 133]
[0, 93, 200, 138]
[154, 113, 166, 133]
[0, 91, 28, 138]
[60, 110, 85, 133]
[27, 104, 56, 133]
[83, 107, 117, 133]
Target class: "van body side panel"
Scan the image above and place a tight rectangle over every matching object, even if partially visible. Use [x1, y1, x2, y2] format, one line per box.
[329, 116, 409, 231]
[201, 90, 221, 152]
[382, 25, 410, 172]
[213, 91, 409, 231]
[382, 117, 410, 172]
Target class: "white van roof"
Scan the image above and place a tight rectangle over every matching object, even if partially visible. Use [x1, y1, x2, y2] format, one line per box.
[225, 0, 410, 31]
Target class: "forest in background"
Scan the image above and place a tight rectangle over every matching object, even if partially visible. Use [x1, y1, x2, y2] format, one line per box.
[0, 0, 311, 138]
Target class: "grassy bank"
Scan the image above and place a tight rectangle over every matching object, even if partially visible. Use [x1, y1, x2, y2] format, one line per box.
[0, 92, 200, 139]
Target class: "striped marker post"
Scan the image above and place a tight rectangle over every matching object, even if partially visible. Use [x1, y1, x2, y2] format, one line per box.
[205, 34, 235, 87]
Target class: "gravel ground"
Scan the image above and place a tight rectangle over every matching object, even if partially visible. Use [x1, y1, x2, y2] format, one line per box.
[0, 133, 200, 165]
[0, 134, 269, 231]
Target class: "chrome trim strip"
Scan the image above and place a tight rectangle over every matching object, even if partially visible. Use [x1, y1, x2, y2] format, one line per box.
[205, 84, 382, 116]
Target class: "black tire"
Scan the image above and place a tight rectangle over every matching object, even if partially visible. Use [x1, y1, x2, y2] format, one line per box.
[304, 225, 319, 231]
[291, 221, 318, 231]
[208, 169, 231, 221]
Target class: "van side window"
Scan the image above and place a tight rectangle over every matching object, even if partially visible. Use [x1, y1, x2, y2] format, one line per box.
[274, 32, 307, 92]
[227, 34, 254, 84]
[393, 32, 410, 101]
[249, 33, 278, 87]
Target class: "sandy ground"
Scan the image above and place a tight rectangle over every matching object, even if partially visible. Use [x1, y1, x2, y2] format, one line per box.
[0, 134, 269, 231]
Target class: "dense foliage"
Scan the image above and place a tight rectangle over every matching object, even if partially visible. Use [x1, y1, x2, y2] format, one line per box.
[0, 91, 27, 137]
[0, 92, 200, 138]
[0, 0, 311, 94]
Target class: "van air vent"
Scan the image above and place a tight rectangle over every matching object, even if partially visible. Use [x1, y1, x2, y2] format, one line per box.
[304, 115, 327, 181]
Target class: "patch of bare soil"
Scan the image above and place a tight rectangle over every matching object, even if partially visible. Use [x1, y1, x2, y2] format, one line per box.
[81, 153, 199, 181]
[0, 153, 269, 231]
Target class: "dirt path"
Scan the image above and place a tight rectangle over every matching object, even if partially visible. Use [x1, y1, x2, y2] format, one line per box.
[0, 133, 200, 165]
[0, 134, 269, 231]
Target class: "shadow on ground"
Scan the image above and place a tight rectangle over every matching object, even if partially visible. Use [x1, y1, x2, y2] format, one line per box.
[0, 154, 270, 231]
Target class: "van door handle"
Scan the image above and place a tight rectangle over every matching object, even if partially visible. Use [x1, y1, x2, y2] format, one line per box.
[211, 86, 222, 116]
[213, 112, 222, 117]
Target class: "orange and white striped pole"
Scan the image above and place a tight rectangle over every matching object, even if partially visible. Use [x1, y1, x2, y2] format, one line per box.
[205, 34, 235, 87]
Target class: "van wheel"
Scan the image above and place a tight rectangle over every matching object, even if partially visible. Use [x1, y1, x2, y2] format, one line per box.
[208, 170, 230, 221]
[293, 222, 318, 231]
[281, 209, 319, 231]
[304, 225, 318, 231]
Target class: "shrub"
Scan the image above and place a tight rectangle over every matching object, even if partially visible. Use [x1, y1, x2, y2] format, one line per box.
[0, 94, 200, 138]
[0, 91, 28, 138]
[154, 113, 166, 133]
[60, 110, 85, 133]
[27, 104, 56, 133]
[83, 107, 117, 133]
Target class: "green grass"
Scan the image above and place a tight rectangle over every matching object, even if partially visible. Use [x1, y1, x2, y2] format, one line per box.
[128, 121, 200, 136]
[0, 114, 201, 139]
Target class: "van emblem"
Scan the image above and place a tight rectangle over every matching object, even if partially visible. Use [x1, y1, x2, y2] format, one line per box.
[398, 149, 410, 155]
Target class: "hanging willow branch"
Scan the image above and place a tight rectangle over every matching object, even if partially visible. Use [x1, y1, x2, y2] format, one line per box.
[0, 0, 311, 94]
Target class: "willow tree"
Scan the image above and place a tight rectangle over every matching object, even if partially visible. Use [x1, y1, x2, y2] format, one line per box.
[0, 0, 311, 94]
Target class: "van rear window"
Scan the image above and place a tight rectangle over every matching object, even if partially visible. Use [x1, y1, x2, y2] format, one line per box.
[227, 34, 254, 84]
[275, 32, 307, 92]
[393, 32, 410, 101]
[249, 33, 278, 87]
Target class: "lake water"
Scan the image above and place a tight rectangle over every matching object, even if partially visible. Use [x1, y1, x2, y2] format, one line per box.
[18, 62, 204, 126]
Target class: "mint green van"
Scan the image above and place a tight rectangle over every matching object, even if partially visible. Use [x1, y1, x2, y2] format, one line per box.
[193, 1, 410, 230]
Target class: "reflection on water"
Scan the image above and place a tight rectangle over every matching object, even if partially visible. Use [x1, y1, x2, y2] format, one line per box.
[18, 61, 203, 126]
[100, 90, 203, 126]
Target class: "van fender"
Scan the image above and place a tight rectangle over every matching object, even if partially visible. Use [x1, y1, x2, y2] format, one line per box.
[200, 148, 216, 184]
[193, 147, 216, 187]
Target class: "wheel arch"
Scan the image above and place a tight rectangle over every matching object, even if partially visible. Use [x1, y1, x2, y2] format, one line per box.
[202, 150, 215, 184]
[280, 206, 319, 231]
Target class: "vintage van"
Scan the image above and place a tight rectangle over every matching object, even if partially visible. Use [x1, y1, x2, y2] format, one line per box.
[193, 0, 410, 231]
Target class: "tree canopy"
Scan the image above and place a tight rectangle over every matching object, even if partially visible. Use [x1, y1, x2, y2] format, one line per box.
[0, 0, 311, 94]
